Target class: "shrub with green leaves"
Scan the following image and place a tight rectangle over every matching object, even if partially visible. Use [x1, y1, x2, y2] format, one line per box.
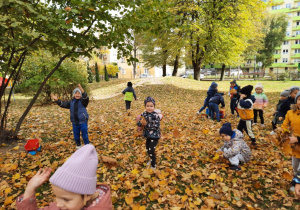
[16, 51, 88, 103]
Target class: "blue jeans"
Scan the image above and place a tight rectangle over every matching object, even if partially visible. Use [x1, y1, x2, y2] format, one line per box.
[199, 99, 208, 112]
[209, 102, 220, 122]
[72, 123, 89, 146]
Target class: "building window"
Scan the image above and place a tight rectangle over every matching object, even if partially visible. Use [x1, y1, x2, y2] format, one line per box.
[144, 68, 149, 74]
[283, 58, 288, 63]
[283, 41, 289, 45]
[121, 57, 125, 63]
[296, 31, 300, 35]
[272, 5, 281, 10]
[274, 59, 278, 63]
[294, 58, 300, 62]
[297, 21, 300, 26]
[119, 67, 126, 75]
[295, 49, 300, 53]
[287, 13, 292, 17]
[287, 31, 290, 36]
[274, 50, 279, 54]
[286, 3, 291, 8]
[283, 49, 288, 54]
[298, 2, 300, 7]
[288, 22, 291, 27]
[298, 12, 300, 16]
[247, 60, 251, 64]
[296, 40, 300, 44]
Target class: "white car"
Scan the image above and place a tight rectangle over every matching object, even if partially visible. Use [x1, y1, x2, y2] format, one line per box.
[230, 70, 243, 76]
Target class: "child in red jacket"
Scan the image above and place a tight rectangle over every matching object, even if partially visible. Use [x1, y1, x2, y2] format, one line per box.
[16, 145, 113, 210]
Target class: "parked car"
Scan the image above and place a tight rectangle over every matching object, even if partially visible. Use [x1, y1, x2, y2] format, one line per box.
[140, 73, 153, 78]
[230, 69, 243, 76]
[181, 73, 204, 80]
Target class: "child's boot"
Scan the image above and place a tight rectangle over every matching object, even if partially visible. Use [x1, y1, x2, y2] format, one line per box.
[230, 165, 241, 171]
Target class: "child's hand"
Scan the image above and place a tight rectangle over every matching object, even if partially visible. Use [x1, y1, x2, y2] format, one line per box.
[296, 184, 300, 197]
[278, 117, 284, 121]
[140, 116, 147, 127]
[51, 94, 58, 101]
[24, 168, 52, 199]
[78, 84, 84, 93]
[290, 135, 298, 144]
[240, 94, 247, 99]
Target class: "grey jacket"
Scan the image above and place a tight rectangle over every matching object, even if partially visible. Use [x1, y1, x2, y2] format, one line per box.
[220, 129, 251, 162]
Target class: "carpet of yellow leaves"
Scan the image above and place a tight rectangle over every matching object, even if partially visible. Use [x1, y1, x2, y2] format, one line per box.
[0, 78, 300, 209]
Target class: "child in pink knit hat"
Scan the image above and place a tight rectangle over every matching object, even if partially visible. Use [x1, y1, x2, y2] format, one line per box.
[16, 145, 113, 209]
[252, 82, 268, 127]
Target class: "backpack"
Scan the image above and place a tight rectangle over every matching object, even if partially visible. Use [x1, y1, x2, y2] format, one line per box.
[237, 99, 254, 120]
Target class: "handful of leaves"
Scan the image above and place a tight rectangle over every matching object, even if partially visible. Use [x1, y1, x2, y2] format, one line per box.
[140, 116, 147, 128]
[100, 155, 118, 168]
[275, 130, 300, 158]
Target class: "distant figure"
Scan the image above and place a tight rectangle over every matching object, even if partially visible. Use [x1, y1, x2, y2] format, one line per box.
[122, 82, 137, 115]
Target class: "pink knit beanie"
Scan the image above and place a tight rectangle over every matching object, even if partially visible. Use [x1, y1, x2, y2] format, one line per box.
[50, 145, 98, 195]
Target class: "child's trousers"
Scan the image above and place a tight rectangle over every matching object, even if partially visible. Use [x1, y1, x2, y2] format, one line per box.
[228, 153, 245, 166]
[72, 123, 89, 146]
[292, 157, 300, 175]
[209, 102, 220, 121]
[199, 98, 208, 113]
[125, 100, 131, 110]
[230, 99, 239, 115]
[237, 119, 256, 143]
[146, 138, 159, 167]
[253, 109, 264, 124]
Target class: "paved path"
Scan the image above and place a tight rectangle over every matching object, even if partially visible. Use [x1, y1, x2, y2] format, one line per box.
[91, 78, 164, 100]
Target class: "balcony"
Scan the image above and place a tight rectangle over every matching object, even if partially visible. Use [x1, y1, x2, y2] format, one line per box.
[292, 25, 300, 31]
[285, 35, 300, 40]
[291, 53, 300, 58]
[293, 16, 300, 21]
[273, 54, 281, 59]
[273, 0, 284, 4]
[292, 44, 300, 48]
[271, 63, 298, 67]
[289, 6, 300, 12]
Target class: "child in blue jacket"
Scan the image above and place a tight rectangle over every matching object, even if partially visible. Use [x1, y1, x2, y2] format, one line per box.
[208, 93, 225, 122]
[197, 82, 218, 114]
[51, 84, 89, 149]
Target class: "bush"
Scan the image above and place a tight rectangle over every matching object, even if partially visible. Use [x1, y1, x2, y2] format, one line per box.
[278, 71, 289, 81]
[16, 51, 88, 103]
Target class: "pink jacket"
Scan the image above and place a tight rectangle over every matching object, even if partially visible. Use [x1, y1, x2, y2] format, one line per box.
[16, 184, 113, 210]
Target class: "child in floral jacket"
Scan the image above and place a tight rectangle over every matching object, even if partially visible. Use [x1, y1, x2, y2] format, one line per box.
[137, 97, 161, 170]
[218, 123, 251, 171]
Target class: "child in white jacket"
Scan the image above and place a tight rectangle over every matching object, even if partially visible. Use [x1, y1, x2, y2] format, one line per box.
[218, 123, 252, 171]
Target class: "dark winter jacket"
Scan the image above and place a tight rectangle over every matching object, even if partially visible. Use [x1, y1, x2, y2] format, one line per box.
[292, 170, 300, 186]
[278, 96, 295, 118]
[239, 95, 256, 109]
[206, 82, 218, 101]
[56, 92, 89, 125]
[229, 84, 240, 99]
[137, 111, 161, 139]
[272, 99, 285, 125]
[122, 86, 137, 101]
[209, 93, 225, 107]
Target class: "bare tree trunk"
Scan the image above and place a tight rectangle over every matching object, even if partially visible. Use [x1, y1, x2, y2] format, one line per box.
[172, 55, 179, 76]
[162, 64, 167, 77]
[13, 53, 71, 136]
[220, 64, 225, 81]
[132, 41, 137, 78]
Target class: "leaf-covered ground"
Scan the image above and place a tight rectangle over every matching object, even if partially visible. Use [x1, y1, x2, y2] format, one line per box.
[1, 78, 300, 209]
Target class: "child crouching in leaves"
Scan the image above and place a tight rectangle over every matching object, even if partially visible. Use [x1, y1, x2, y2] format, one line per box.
[280, 91, 300, 193]
[217, 123, 251, 171]
[16, 145, 113, 209]
[137, 97, 161, 170]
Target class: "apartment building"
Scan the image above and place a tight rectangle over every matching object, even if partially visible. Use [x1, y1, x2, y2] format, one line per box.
[244, 0, 300, 75]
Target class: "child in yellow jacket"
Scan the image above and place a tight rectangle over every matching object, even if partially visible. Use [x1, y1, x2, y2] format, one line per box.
[281, 91, 300, 193]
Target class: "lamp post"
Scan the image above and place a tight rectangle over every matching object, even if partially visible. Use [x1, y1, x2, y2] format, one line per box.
[257, 62, 262, 80]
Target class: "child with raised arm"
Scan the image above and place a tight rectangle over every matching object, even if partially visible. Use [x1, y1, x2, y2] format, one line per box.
[252, 83, 268, 127]
[51, 84, 89, 149]
[16, 145, 113, 209]
[137, 97, 161, 170]
[218, 123, 251, 171]
[208, 92, 225, 122]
